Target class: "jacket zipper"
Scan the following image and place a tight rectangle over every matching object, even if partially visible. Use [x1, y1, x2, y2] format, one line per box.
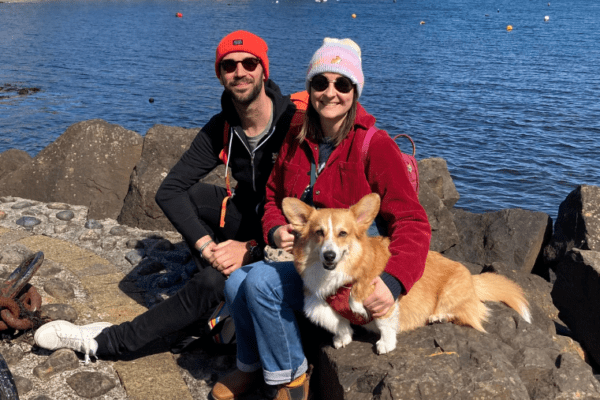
[232, 125, 276, 192]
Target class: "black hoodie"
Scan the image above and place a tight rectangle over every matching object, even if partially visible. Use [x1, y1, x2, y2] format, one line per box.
[155, 80, 297, 246]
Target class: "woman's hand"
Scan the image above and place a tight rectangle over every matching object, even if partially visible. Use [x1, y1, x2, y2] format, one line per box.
[274, 224, 295, 252]
[363, 277, 396, 318]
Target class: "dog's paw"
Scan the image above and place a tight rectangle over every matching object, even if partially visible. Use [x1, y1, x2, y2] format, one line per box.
[333, 332, 353, 349]
[376, 338, 396, 354]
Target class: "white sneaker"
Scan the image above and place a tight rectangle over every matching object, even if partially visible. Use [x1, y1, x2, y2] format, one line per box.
[34, 320, 113, 364]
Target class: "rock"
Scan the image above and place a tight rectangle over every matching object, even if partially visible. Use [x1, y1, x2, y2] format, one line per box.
[55, 210, 74, 221]
[444, 208, 552, 274]
[551, 248, 600, 366]
[43, 278, 75, 300]
[109, 225, 128, 236]
[84, 219, 103, 229]
[33, 348, 80, 380]
[419, 183, 459, 253]
[125, 250, 144, 265]
[12, 201, 35, 210]
[16, 216, 41, 228]
[117, 124, 198, 231]
[66, 371, 117, 398]
[0, 119, 143, 220]
[0, 244, 34, 265]
[39, 304, 78, 322]
[0, 345, 25, 365]
[13, 375, 33, 396]
[544, 185, 600, 269]
[0, 149, 32, 180]
[46, 202, 70, 210]
[418, 158, 460, 208]
[315, 305, 600, 400]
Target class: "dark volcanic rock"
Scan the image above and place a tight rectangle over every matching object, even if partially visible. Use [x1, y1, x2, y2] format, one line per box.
[419, 183, 459, 253]
[552, 248, 600, 367]
[0, 119, 143, 220]
[445, 208, 552, 274]
[316, 305, 600, 400]
[117, 124, 198, 231]
[0, 149, 32, 180]
[66, 371, 117, 398]
[418, 158, 460, 208]
[544, 185, 600, 269]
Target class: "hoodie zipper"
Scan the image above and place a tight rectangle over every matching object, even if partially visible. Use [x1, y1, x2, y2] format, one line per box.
[232, 125, 276, 192]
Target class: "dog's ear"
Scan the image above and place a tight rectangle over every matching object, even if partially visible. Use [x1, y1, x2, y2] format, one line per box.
[351, 193, 381, 230]
[282, 197, 314, 229]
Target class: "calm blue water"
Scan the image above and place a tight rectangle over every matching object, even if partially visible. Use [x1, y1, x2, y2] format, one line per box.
[1, 0, 599, 220]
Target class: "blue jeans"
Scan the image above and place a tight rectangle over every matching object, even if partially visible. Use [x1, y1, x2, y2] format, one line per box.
[224, 261, 307, 386]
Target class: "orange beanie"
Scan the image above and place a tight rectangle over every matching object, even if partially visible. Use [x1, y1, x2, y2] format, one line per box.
[215, 30, 269, 79]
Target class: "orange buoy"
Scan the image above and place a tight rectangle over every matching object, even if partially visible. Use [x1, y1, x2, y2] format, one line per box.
[176, 12, 183, 18]
[506, 25, 513, 31]
[351, 13, 356, 18]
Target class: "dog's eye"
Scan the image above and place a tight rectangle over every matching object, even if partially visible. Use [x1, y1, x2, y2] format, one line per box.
[338, 231, 348, 238]
[315, 229, 324, 237]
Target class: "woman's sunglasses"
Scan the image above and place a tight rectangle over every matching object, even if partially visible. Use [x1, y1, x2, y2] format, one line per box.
[310, 74, 354, 94]
[220, 58, 261, 74]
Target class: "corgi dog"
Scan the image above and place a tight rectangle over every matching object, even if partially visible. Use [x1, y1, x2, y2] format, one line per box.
[282, 193, 532, 355]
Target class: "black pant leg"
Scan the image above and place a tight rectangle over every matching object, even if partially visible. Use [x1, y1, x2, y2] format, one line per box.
[96, 261, 225, 356]
[94, 182, 259, 356]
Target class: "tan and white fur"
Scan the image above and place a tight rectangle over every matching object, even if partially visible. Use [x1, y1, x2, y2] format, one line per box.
[282, 193, 532, 355]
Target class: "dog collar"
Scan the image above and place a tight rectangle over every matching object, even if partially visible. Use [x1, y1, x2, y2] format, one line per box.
[325, 284, 373, 326]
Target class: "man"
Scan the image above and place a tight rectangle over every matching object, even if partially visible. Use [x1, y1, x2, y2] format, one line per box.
[34, 30, 299, 363]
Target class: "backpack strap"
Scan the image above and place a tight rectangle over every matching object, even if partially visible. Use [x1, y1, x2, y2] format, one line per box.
[361, 128, 420, 193]
[218, 121, 233, 228]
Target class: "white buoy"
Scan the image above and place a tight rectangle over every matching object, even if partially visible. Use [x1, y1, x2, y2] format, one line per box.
[544, 15, 550, 22]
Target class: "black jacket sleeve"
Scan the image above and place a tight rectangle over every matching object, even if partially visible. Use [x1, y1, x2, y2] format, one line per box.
[155, 115, 224, 245]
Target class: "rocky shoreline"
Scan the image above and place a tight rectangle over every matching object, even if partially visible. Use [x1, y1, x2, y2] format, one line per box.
[1, 119, 600, 399]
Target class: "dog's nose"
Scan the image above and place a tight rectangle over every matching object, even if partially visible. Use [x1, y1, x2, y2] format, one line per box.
[323, 251, 336, 264]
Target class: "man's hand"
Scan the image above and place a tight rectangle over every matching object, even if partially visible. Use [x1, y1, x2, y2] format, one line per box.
[206, 240, 252, 276]
[363, 277, 396, 318]
[274, 224, 295, 252]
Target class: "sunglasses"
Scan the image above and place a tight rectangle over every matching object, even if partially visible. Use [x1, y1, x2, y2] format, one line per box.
[310, 74, 354, 94]
[220, 58, 261, 74]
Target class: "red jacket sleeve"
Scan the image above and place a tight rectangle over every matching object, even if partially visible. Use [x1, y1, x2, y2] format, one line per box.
[365, 130, 431, 293]
[262, 131, 298, 244]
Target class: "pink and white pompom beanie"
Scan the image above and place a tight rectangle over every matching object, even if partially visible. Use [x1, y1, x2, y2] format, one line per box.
[305, 38, 364, 98]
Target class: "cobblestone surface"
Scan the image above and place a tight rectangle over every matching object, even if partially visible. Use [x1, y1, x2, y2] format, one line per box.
[0, 196, 239, 400]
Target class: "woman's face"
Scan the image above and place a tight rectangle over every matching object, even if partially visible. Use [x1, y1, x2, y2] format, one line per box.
[310, 72, 355, 130]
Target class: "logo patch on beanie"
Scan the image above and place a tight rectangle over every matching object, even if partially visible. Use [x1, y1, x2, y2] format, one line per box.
[233, 39, 243, 45]
[331, 56, 342, 64]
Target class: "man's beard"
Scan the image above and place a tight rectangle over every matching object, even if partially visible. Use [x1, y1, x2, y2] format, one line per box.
[226, 77, 264, 106]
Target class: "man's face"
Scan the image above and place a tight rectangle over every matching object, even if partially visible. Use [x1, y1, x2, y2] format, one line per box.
[219, 51, 265, 106]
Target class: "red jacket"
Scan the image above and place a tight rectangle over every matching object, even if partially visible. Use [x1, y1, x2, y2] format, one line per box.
[262, 103, 431, 294]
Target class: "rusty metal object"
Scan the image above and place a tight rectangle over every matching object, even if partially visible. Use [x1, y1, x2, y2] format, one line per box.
[0, 252, 44, 331]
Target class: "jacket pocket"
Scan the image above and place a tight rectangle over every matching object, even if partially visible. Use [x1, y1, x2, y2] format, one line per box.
[336, 161, 371, 207]
[280, 161, 304, 198]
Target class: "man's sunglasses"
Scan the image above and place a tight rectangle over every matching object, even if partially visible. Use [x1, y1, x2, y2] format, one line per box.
[310, 74, 354, 94]
[220, 58, 261, 74]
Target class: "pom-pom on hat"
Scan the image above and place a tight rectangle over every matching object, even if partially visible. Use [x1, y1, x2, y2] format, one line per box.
[306, 38, 364, 98]
[215, 30, 269, 80]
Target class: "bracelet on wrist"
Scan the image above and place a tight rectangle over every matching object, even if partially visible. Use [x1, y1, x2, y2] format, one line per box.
[198, 239, 214, 259]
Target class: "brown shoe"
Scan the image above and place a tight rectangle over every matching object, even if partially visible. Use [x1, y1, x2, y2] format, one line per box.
[267, 365, 312, 400]
[210, 369, 262, 400]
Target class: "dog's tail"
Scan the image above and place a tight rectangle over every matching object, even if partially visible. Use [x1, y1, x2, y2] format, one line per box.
[472, 273, 532, 323]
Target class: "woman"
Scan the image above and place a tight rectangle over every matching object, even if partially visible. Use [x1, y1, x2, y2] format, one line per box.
[210, 38, 431, 400]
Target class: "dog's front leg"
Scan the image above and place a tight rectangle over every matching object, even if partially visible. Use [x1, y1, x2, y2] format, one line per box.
[304, 295, 353, 349]
[373, 304, 399, 354]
